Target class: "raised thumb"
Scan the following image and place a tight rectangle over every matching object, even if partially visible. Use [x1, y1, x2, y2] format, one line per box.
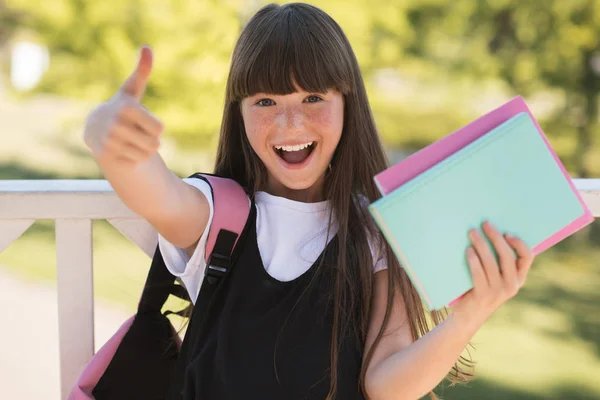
[120, 45, 153, 101]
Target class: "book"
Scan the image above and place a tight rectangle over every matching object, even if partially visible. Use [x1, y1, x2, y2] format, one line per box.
[369, 101, 594, 311]
[374, 96, 593, 255]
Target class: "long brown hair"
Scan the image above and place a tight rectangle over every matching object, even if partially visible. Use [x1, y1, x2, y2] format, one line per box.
[212, 3, 475, 399]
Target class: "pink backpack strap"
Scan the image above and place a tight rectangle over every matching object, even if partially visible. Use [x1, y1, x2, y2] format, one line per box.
[194, 174, 250, 282]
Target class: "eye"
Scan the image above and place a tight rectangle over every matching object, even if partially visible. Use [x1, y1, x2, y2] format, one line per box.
[256, 98, 275, 107]
[305, 95, 323, 103]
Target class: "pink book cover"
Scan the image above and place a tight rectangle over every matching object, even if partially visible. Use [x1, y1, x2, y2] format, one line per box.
[374, 95, 594, 256]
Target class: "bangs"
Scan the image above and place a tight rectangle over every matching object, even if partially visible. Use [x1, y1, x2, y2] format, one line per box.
[229, 4, 353, 101]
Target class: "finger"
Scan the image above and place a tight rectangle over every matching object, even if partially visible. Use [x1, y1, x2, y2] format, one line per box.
[505, 234, 534, 286]
[482, 221, 518, 287]
[469, 226, 501, 285]
[118, 105, 164, 137]
[112, 123, 160, 154]
[105, 132, 153, 163]
[114, 154, 136, 167]
[117, 142, 150, 163]
[120, 45, 153, 101]
[466, 246, 487, 290]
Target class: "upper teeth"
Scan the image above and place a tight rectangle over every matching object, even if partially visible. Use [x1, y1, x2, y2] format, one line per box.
[274, 142, 314, 152]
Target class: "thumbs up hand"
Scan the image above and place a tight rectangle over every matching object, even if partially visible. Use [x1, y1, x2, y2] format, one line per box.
[84, 46, 164, 165]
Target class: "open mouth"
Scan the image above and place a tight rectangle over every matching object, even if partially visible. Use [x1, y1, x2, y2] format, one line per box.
[273, 141, 316, 165]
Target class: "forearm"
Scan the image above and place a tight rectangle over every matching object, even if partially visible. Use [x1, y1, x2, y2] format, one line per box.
[96, 152, 180, 220]
[366, 313, 480, 400]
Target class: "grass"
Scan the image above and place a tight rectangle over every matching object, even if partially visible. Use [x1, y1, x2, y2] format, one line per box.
[435, 234, 600, 399]
[0, 219, 154, 313]
[1, 90, 599, 400]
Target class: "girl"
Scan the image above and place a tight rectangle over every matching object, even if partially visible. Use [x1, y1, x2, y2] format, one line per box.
[83, 3, 535, 399]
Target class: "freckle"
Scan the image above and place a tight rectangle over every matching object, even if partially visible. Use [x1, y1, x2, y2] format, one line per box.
[313, 109, 331, 125]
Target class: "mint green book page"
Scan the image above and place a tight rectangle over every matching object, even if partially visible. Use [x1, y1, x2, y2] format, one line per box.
[369, 112, 585, 310]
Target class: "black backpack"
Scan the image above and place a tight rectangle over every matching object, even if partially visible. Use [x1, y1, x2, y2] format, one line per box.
[68, 174, 250, 399]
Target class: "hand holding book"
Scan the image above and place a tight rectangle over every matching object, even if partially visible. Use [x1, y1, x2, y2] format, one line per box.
[369, 97, 594, 311]
[450, 221, 534, 328]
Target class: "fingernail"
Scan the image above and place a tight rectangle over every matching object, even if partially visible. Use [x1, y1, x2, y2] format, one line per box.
[505, 233, 513, 240]
[466, 247, 475, 258]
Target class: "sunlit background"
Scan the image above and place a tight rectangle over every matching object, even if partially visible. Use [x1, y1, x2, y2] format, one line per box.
[0, 0, 599, 399]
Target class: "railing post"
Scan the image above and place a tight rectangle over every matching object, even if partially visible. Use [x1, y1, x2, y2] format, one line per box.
[55, 219, 94, 399]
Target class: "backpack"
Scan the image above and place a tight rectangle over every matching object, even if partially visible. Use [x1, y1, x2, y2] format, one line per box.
[68, 174, 250, 399]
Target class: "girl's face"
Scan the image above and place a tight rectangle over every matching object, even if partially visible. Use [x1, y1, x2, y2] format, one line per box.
[241, 87, 344, 202]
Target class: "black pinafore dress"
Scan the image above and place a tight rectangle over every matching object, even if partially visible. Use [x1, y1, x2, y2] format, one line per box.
[169, 202, 366, 400]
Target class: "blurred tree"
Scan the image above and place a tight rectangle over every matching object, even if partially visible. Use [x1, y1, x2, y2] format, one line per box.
[3, 0, 242, 148]
[0, 1, 21, 45]
[2, 0, 599, 178]
[1, 0, 487, 152]
[396, 0, 600, 178]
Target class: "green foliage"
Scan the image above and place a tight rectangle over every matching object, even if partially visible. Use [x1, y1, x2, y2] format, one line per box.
[2, 0, 599, 174]
[387, 0, 600, 176]
[4, 0, 242, 146]
[0, 0, 22, 44]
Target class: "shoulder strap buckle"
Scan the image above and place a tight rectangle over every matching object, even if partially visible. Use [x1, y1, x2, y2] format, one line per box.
[206, 252, 230, 283]
[204, 223, 243, 285]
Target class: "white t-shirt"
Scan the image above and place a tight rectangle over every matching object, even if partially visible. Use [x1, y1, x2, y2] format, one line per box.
[158, 178, 387, 304]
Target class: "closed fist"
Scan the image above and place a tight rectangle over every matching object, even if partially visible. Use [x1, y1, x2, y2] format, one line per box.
[84, 46, 164, 164]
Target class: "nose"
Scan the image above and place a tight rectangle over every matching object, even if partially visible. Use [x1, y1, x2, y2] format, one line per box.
[276, 106, 305, 133]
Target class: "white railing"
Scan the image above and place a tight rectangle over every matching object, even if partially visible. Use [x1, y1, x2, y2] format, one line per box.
[0, 180, 158, 399]
[0, 178, 599, 398]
